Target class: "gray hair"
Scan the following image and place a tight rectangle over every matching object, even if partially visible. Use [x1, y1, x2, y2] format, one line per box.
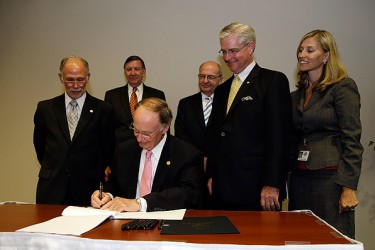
[219, 22, 256, 47]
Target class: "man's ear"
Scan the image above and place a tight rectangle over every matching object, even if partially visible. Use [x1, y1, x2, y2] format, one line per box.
[58, 73, 63, 84]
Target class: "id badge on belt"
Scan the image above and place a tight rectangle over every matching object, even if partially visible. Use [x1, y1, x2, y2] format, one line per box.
[297, 138, 310, 162]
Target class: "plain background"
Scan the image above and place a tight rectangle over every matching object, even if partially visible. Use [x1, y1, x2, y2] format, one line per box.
[1, 0, 374, 247]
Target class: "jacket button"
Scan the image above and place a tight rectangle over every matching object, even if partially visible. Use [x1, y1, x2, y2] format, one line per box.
[221, 132, 226, 137]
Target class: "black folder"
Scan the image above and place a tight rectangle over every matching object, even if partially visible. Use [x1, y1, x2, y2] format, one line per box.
[160, 216, 239, 235]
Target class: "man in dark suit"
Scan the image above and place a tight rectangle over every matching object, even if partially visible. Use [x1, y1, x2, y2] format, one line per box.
[206, 22, 292, 211]
[33, 56, 115, 206]
[175, 61, 223, 208]
[104, 56, 166, 145]
[175, 61, 223, 158]
[91, 98, 203, 212]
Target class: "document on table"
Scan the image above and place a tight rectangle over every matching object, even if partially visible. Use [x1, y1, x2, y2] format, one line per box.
[61, 206, 186, 220]
[17, 206, 186, 236]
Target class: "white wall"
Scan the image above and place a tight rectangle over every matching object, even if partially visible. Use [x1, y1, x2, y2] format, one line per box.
[1, 0, 374, 247]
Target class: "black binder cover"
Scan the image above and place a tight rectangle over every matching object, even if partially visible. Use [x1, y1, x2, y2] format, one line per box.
[160, 216, 240, 235]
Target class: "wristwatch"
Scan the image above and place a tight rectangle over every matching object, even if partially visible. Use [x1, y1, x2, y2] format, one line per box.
[135, 198, 142, 212]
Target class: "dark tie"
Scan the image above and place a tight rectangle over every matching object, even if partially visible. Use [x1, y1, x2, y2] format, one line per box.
[67, 100, 79, 139]
[130, 87, 138, 117]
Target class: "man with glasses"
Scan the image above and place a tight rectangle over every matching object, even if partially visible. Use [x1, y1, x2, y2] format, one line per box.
[175, 61, 223, 208]
[206, 22, 292, 211]
[91, 98, 203, 212]
[33, 55, 115, 206]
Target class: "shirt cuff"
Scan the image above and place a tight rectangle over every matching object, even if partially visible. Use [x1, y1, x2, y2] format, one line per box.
[139, 197, 148, 212]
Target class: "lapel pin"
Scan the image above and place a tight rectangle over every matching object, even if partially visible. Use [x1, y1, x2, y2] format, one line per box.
[90, 110, 94, 113]
[166, 161, 171, 166]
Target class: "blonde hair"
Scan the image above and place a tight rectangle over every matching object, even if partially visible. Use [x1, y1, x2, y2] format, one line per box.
[296, 30, 347, 92]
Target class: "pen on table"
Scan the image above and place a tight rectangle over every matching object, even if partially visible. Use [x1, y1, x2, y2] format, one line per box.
[99, 181, 103, 207]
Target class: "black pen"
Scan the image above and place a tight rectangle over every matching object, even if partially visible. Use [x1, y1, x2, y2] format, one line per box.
[99, 181, 103, 201]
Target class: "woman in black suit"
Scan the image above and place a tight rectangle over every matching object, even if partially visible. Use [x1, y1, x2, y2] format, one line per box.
[289, 30, 363, 239]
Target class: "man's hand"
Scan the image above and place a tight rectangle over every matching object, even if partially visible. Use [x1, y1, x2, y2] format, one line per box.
[101, 197, 140, 212]
[207, 178, 213, 195]
[91, 190, 111, 208]
[339, 187, 358, 213]
[104, 166, 111, 182]
[260, 186, 280, 211]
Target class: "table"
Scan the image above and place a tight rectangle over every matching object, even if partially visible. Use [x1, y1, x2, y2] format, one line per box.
[0, 204, 363, 249]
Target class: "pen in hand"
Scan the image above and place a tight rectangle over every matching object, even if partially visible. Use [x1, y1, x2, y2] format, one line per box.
[99, 181, 103, 207]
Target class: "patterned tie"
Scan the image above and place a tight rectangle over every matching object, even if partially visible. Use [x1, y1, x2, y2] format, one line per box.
[227, 74, 241, 113]
[130, 87, 138, 118]
[67, 100, 79, 139]
[140, 150, 153, 197]
[203, 96, 212, 126]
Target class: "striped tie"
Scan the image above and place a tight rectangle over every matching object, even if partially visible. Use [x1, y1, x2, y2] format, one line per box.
[227, 74, 241, 113]
[130, 87, 138, 118]
[203, 96, 212, 126]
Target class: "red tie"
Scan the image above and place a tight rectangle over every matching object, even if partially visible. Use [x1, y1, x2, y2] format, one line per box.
[140, 150, 152, 197]
[130, 87, 138, 117]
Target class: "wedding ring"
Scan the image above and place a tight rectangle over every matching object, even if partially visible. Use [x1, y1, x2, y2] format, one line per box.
[270, 203, 275, 206]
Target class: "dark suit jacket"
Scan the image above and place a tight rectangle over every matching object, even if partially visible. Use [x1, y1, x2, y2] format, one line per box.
[105, 135, 203, 211]
[291, 78, 363, 190]
[33, 93, 115, 206]
[175, 92, 209, 155]
[206, 64, 292, 210]
[104, 84, 165, 143]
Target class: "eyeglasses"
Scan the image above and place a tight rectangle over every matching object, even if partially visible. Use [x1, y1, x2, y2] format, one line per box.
[218, 42, 249, 56]
[197, 74, 222, 81]
[129, 123, 162, 140]
[63, 77, 87, 87]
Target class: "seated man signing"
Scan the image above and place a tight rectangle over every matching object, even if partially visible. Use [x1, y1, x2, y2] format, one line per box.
[91, 97, 203, 212]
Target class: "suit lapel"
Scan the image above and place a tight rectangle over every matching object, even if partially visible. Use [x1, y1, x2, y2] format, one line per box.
[121, 84, 132, 117]
[226, 64, 259, 116]
[192, 93, 206, 128]
[53, 94, 71, 142]
[127, 147, 143, 197]
[152, 136, 173, 192]
[303, 91, 322, 111]
[71, 93, 97, 142]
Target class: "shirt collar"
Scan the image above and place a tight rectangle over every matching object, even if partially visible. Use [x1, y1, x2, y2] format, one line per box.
[65, 92, 86, 109]
[128, 83, 144, 94]
[142, 133, 167, 162]
[201, 92, 214, 100]
[237, 60, 256, 83]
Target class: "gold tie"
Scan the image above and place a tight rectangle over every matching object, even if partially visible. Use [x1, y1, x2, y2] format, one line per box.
[227, 75, 240, 113]
[130, 87, 138, 118]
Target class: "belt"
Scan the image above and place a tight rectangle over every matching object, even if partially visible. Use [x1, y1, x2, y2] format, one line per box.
[298, 162, 338, 170]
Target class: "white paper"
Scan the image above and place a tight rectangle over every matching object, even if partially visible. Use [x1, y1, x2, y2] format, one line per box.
[62, 206, 186, 220]
[16, 206, 186, 236]
[113, 209, 186, 220]
[17, 215, 109, 236]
